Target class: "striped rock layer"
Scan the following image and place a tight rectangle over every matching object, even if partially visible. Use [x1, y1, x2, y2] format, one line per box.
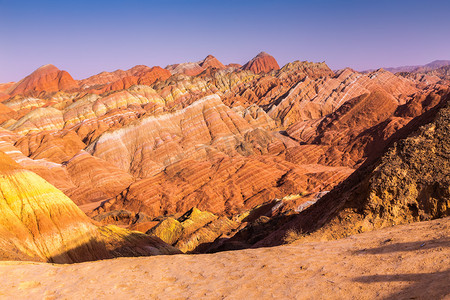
[0, 53, 448, 253]
[0, 151, 179, 263]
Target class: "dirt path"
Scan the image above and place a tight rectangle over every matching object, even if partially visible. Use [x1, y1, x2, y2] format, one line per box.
[1, 218, 449, 300]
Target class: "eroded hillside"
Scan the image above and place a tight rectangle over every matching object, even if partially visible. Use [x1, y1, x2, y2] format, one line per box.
[0, 53, 448, 256]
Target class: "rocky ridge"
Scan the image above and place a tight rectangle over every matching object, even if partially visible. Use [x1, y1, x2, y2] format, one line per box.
[0, 150, 179, 263]
[0, 54, 448, 256]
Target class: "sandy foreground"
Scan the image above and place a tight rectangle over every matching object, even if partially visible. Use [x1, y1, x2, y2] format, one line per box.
[1, 218, 449, 300]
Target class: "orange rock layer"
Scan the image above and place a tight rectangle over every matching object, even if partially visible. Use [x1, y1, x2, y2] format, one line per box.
[0, 54, 447, 254]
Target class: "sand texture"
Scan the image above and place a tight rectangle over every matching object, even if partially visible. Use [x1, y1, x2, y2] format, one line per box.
[0, 217, 448, 300]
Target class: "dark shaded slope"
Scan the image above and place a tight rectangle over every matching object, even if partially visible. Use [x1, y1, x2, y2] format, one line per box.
[206, 90, 450, 250]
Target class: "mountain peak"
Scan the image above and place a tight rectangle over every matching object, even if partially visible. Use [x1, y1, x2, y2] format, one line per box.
[242, 52, 280, 73]
[256, 51, 269, 57]
[200, 55, 225, 69]
[9, 64, 77, 96]
[30, 64, 60, 76]
[37, 63, 58, 70]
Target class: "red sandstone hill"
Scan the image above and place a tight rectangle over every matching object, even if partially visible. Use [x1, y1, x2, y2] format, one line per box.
[165, 62, 204, 76]
[0, 150, 178, 263]
[199, 54, 226, 69]
[79, 65, 170, 93]
[0, 53, 448, 259]
[165, 55, 226, 76]
[242, 51, 280, 73]
[7, 64, 78, 96]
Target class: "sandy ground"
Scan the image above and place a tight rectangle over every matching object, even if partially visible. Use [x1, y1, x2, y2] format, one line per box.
[0, 218, 449, 300]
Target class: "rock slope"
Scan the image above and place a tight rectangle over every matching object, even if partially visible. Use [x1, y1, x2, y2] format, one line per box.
[0, 53, 448, 255]
[1, 217, 448, 299]
[241, 91, 450, 247]
[0, 150, 178, 263]
[7, 64, 78, 96]
[242, 52, 280, 73]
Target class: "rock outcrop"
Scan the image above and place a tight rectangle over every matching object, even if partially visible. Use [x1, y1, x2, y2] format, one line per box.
[0, 150, 179, 263]
[242, 52, 280, 73]
[78, 65, 171, 93]
[86, 94, 275, 177]
[305, 94, 450, 239]
[166, 62, 205, 77]
[0, 53, 448, 259]
[7, 64, 78, 96]
[200, 55, 226, 70]
[237, 91, 450, 247]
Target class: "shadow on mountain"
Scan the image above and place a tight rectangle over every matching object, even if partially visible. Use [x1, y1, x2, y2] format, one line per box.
[47, 229, 180, 264]
[198, 92, 450, 252]
[47, 236, 112, 264]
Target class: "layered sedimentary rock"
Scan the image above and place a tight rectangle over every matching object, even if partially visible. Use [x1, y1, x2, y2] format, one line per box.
[63, 151, 134, 204]
[15, 130, 85, 163]
[200, 55, 226, 69]
[166, 62, 205, 76]
[0, 103, 16, 124]
[226, 92, 450, 248]
[9, 131, 133, 205]
[7, 107, 64, 135]
[165, 54, 226, 77]
[99, 154, 353, 220]
[79, 65, 171, 93]
[0, 54, 448, 258]
[7, 64, 78, 96]
[301, 94, 450, 239]
[63, 86, 165, 126]
[242, 52, 280, 73]
[268, 68, 417, 127]
[0, 82, 15, 94]
[147, 207, 237, 253]
[87, 94, 275, 177]
[0, 151, 179, 263]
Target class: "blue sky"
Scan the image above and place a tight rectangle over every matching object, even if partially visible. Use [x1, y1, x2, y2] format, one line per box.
[1, 0, 449, 82]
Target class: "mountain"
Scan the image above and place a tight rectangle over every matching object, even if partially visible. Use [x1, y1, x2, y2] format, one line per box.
[0, 150, 179, 263]
[0, 52, 448, 258]
[78, 65, 171, 93]
[371, 60, 450, 74]
[303, 92, 450, 239]
[199, 54, 226, 69]
[165, 62, 205, 76]
[223, 90, 450, 248]
[165, 55, 227, 76]
[6, 64, 78, 96]
[242, 51, 280, 73]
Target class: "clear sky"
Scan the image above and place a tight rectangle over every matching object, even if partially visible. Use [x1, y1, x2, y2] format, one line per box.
[1, 0, 449, 82]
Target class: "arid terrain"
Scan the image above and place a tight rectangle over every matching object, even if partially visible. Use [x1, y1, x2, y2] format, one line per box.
[1, 218, 448, 299]
[0, 51, 449, 299]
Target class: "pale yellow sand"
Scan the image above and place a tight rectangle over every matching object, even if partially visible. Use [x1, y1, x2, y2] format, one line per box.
[1, 218, 449, 300]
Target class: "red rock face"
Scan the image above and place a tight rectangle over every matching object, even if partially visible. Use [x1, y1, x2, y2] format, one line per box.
[200, 55, 225, 69]
[165, 62, 205, 76]
[242, 52, 280, 73]
[0, 54, 447, 254]
[79, 66, 170, 93]
[0, 82, 15, 94]
[226, 63, 242, 69]
[8, 64, 78, 96]
[0, 149, 179, 263]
